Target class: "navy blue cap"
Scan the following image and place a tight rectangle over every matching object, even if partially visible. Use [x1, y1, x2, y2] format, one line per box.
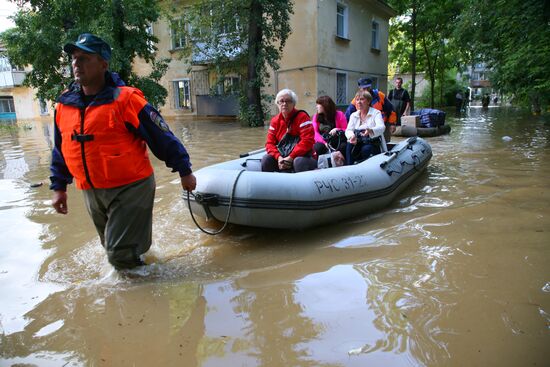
[64, 33, 111, 61]
[357, 77, 373, 88]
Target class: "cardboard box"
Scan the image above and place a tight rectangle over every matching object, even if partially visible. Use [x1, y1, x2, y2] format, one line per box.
[401, 115, 421, 127]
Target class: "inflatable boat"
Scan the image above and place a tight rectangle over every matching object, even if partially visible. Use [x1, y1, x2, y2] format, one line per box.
[188, 137, 432, 229]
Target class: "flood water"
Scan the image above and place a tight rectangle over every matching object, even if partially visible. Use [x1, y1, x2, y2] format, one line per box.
[0, 106, 549, 366]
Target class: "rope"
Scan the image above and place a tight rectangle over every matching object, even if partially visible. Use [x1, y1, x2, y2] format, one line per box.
[185, 169, 246, 235]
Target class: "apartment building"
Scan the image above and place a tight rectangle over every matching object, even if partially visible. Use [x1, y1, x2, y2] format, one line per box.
[3, 0, 395, 121]
[0, 49, 49, 121]
[135, 0, 395, 119]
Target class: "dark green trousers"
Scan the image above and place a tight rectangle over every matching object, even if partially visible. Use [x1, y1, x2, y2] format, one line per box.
[83, 175, 155, 269]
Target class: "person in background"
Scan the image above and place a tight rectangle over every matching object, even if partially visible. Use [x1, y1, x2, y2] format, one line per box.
[345, 77, 396, 142]
[482, 93, 490, 108]
[388, 77, 411, 126]
[312, 95, 347, 157]
[50, 33, 196, 270]
[261, 89, 317, 172]
[455, 90, 464, 113]
[464, 88, 470, 108]
[345, 91, 386, 165]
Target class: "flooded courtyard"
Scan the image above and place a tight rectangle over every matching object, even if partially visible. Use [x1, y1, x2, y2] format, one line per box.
[0, 106, 549, 366]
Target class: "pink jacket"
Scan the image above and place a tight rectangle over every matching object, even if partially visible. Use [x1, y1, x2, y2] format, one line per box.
[312, 110, 348, 144]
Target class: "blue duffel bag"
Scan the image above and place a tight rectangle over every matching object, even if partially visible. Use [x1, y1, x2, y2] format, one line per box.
[411, 108, 446, 127]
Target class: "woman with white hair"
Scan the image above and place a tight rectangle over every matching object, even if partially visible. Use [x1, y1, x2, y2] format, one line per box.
[261, 89, 317, 172]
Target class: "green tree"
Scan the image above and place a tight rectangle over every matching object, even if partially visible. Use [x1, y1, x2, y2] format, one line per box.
[455, 0, 550, 112]
[1, 0, 169, 107]
[388, 0, 418, 110]
[389, 0, 464, 109]
[172, 0, 293, 127]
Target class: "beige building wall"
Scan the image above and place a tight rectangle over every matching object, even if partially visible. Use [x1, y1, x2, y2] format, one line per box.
[271, 0, 319, 115]
[135, 0, 394, 120]
[0, 87, 49, 121]
[271, 0, 395, 116]
[12, 88, 49, 120]
[133, 14, 209, 118]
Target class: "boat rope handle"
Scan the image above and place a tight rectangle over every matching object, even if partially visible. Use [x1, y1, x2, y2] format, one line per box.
[185, 169, 246, 235]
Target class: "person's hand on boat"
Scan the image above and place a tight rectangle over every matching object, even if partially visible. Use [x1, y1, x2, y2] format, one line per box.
[52, 190, 68, 214]
[180, 173, 197, 192]
[278, 156, 294, 170]
[363, 128, 374, 136]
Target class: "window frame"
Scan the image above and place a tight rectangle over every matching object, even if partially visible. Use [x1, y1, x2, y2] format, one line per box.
[170, 18, 187, 50]
[371, 20, 380, 50]
[336, 72, 348, 105]
[336, 3, 349, 40]
[215, 76, 240, 96]
[173, 79, 192, 110]
[145, 23, 155, 53]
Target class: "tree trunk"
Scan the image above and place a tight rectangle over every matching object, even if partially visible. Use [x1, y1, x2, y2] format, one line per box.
[531, 93, 542, 114]
[410, 0, 417, 112]
[112, 0, 130, 82]
[421, 38, 436, 108]
[245, 0, 264, 126]
[439, 65, 444, 106]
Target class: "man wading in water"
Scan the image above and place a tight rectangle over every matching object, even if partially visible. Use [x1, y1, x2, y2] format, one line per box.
[50, 33, 196, 270]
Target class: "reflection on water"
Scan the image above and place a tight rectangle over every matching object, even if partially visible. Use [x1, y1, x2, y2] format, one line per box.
[1, 108, 549, 366]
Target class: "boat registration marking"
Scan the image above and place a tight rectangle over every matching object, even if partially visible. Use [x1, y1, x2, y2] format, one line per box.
[313, 175, 367, 194]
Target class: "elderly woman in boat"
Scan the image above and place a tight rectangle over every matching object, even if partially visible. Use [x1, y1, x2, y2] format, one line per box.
[261, 89, 317, 172]
[345, 91, 386, 165]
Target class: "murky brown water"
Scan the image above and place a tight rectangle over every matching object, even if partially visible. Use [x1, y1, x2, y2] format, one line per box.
[0, 107, 549, 366]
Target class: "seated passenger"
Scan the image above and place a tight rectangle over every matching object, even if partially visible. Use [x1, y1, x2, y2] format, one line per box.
[261, 89, 317, 172]
[345, 91, 386, 165]
[312, 95, 348, 158]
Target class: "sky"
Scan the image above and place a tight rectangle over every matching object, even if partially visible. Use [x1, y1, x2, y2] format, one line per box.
[0, 0, 17, 33]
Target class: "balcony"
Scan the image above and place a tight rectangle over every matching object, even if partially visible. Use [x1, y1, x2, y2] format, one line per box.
[470, 79, 491, 88]
[191, 40, 243, 65]
[0, 70, 26, 89]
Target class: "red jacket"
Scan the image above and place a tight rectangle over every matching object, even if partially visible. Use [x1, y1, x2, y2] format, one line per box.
[265, 109, 314, 159]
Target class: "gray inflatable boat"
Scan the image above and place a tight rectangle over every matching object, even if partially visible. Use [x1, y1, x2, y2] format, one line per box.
[188, 136, 432, 229]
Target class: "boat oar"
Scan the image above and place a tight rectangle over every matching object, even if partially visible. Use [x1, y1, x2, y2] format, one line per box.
[239, 148, 265, 158]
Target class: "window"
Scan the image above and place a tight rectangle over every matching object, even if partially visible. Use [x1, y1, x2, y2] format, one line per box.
[174, 79, 191, 109]
[170, 19, 187, 50]
[371, 20, 380, 50]
[0, 97, 15, 113]
[39, 98, 48, 115]
[336, 73, 347, 105]
[0, 57, 11, 72]
[369, 76, 379, 89]
[216, 5, 240, 35]
[336, 3, 348, 39]
[146, 23, 155, 53]
[216, 77, 240, 95]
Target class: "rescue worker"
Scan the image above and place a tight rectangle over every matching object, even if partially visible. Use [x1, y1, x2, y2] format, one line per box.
[388, 77, 411, 126]
[345, 77, 397, 142]
[50, 33, 196, 270]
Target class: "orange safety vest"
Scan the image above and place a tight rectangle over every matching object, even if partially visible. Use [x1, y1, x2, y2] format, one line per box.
[55, 87, 154, 190]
